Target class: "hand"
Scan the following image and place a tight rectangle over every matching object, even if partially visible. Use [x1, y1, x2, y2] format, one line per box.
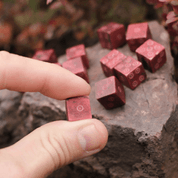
[0, 51, 108, 178]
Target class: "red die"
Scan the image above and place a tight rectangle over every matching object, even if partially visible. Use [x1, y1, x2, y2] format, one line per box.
[66, 44, 89, 69]
[62, 57, 89, 83]
[100, 49, 126, 77]
[66, 96, 92, 121]
[126, 22, 152, 52]
[136, 39, 166, 73]
[32, 49, 58, 63]
[97, 22, 126, 49]
[95, 76, 125, 110]
[114, 56, 146, 90]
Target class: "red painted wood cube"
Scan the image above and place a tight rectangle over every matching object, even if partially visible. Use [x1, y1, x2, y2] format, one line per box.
[66, 44, 89, 69]
[66, 96, 92, 121]
[32, 49, 58, 63]
[100, 49, 126, 77]
[97, 22, 126, 49]
[126, 22, 152, 52]
[136, 39, 166, 73]
[95, 76, 125, 110]
[62, 57, 89, 83]
[114, 56, 146, 90]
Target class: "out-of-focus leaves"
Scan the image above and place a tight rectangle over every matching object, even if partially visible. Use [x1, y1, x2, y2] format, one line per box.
[14, 8, 58, 28]
[28, 0, 41, 12]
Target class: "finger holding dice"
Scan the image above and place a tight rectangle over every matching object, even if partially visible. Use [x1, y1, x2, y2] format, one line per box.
[0, 51, 91, 100]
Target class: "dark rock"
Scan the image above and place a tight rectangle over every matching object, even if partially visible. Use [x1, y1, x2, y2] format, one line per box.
[0, 21, 177, 178]
[57, 21, 178, 178]
[0, 90, 23, 147]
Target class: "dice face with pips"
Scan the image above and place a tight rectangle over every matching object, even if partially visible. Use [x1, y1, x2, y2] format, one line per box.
[66, 44, 89, 69]
[66, 96, 92, 121]
[100, 49, 127, 77]
[95, 76, 125, 110]
[126, 22, 152, 52]
[97, 22, 126, 50]
[62, 57, 89, 83]
[32, 49, 58, 63]
[114, 56, 147, 90]
[136, 39, 166, 73]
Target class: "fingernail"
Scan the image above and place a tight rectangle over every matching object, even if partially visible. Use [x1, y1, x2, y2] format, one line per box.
[78, 124, 101, 152]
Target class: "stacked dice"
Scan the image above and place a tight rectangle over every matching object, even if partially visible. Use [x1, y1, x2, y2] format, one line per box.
[97, 22, 126, 49]
[96, 21, 167, 109]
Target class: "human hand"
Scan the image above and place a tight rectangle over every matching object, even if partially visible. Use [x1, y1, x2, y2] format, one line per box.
[0, 51, 108, 178]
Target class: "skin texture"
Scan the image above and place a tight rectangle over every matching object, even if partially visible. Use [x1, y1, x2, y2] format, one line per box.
[0, 51, 108, 178]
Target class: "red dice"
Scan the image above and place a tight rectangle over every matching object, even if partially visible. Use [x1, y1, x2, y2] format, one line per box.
[136, 39, 166, 73]
[66, 96, 92, 121]
[95, 76, 125, 110]
[126, 22, 152, 52]
[66, 44, 89, 69]
[32, 49, 58, 63]
[100, 49, 126, 77]
[114, 56, 146, 90]
[62, 57, 89, 83]
[97, 22, 126, 49]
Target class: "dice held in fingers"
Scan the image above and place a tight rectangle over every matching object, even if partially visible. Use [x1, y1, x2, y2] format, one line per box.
[66, 96, 92, 121]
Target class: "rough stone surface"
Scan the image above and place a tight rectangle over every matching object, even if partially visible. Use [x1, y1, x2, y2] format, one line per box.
[0, 21, 178, 178]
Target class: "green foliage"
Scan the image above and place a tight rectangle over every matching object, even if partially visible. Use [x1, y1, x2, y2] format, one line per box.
[14, 0, 60, 28]
[28, 0, 41, 12]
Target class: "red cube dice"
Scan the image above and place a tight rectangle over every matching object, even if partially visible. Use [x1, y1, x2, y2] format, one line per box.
[136, 39, 166, 73]
[62, 57, 89, 83]
[126, 22, 152, 52]
[66, 96, 92, 121]
[100, 49, 126, 77]
[66, 44, 89, 69]
[114, 56, 146, 90]
[95, 76, 125, 110]
[97, 22, 126, 49]
[32, 49, 58, 63]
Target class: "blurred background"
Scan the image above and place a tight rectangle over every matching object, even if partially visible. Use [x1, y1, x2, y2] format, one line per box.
[0, 0, 159, 58]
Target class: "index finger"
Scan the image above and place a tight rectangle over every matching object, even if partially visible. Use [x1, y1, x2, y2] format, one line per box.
[0, 51, 91, 100]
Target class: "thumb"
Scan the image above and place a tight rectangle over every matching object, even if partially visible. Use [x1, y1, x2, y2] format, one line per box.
[0, 119, 108, 178]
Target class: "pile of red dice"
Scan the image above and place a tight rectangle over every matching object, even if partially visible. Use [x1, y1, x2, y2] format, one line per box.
[31, 21, 167, 121]
[95, 21, 167, 110]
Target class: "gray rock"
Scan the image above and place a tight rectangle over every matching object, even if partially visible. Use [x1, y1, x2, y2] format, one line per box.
[0, 21, 177, 178]
[0, 90, 23, 147]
